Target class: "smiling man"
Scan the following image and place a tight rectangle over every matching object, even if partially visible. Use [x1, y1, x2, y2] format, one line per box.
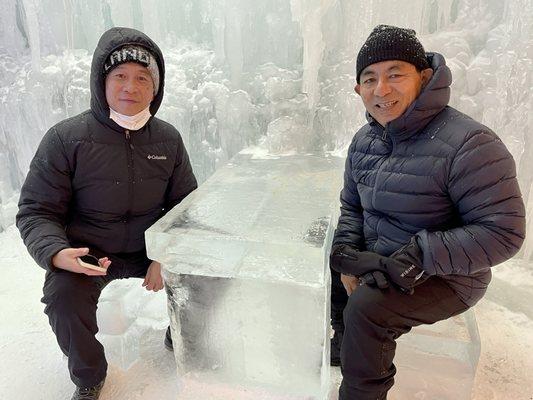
[17, 28, 197, 399]
[328, 25, 525, 399]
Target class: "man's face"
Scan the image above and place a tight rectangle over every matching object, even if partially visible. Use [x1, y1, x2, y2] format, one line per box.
[105, 62, 154, 116]
[355, 60, 433, 127]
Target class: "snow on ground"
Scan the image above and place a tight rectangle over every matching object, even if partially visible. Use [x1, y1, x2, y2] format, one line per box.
[0, 225, 532, 399]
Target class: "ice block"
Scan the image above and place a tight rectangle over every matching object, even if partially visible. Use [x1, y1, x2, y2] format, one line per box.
[146, 153, 344, 399]
[329, 308, 480, 399]
[96, 279, 169, 370]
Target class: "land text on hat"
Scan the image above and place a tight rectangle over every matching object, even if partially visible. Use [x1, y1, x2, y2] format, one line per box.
[104, 45, 160, 95]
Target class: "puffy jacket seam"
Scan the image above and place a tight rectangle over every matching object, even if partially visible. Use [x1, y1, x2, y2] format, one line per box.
[445, 129, 498, 198]
[53, 127, 73, 175]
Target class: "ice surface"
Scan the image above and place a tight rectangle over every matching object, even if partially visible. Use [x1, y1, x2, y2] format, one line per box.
[147, 153, 343, 399]
[96, 279, 169, 370]
[148, 153, 343, 283]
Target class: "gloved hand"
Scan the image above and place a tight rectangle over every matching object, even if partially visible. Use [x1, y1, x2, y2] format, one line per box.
[329, 243, 364, 276]
[385, 237, 428, 294]
[330, 238, 428, 294]
[330, 244, 390, 289]
[358, 271, 389, 289]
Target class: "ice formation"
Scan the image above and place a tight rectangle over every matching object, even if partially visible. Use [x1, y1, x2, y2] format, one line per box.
[1, 1, 532, 399]
[1, 1, 532, 255]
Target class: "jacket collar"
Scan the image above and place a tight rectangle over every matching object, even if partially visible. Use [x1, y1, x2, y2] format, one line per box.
[366, 52, 451, 141]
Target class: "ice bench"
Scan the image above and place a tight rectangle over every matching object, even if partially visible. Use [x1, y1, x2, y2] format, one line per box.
[95, 279, 168, 370]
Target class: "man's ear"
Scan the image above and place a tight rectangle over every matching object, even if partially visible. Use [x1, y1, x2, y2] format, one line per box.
[420, 68, 433, 88]
[354, 84, 361, 96]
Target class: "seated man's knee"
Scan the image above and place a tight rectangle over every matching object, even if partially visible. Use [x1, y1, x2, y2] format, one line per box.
[343, 285, 392, 327]
[42, 272, 100, 316]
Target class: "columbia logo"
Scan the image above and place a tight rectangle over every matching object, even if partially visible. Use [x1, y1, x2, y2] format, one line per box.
[147, 155, 167, 160]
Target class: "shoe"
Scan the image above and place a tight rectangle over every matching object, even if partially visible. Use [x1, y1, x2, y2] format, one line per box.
[164, 326, 173, 351]
[71, 380, 104, 400]
[330, 330, 343, 367]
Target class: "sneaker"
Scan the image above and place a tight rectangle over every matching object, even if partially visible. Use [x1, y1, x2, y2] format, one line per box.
[164, 326, 173, 351]
[71, 380, 104, 400]
[330, 330, 343, 367]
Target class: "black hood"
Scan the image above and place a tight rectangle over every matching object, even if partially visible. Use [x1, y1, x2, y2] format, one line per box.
[367, 52, 452, 140]
[90, 27, 165, 131]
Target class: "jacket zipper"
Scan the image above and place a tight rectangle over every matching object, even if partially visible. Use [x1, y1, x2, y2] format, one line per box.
[123, 129, 134, 251]
[372, 126, 390, 207]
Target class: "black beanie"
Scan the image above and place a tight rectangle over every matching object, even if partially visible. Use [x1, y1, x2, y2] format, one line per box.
[356, 25, 429, 83]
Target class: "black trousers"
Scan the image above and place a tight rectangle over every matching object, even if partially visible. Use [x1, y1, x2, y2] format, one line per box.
[41, 248, 151, 388]
[331, 269, 349, 333]
[334, 276, 469, 400]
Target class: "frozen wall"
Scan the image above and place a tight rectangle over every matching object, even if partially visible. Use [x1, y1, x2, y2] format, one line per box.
[1, 0, 532, 257]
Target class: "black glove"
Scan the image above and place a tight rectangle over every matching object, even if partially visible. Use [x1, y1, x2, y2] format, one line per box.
[329, 243, 364, 276]
[385, 237, 428, 294]
[330, 238, 427, 294]
[358, 271, 389, 289]
[330, 243, 393, 277]
[330, 244, 391, 289]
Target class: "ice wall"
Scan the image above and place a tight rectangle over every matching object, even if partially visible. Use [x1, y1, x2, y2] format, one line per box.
[1, 0, 532, 257]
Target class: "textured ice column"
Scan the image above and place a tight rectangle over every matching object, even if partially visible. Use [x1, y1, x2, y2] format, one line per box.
[147, 153, 343, 399]
[291, 0, 335, 112]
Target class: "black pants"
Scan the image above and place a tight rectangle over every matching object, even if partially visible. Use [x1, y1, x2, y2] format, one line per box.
[331, 269, 349, 333]
[41, 248, 151, 388]
[333, 276, 469, 400]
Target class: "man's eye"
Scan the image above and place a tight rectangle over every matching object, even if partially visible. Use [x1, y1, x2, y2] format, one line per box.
[113, 73, 125, 79]
[363, 78, 375, 84]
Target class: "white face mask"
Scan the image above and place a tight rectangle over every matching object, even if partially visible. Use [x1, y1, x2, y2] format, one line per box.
[109, 106, 152, 131]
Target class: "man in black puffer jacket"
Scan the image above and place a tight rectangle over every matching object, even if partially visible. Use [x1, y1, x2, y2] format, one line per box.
[329, 25, 526, 399]
[16, 27, 197, 399]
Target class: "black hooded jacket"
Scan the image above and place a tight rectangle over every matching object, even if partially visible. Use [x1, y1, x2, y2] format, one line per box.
[17, 27, 198, 270]
[333, 53, 525, 306]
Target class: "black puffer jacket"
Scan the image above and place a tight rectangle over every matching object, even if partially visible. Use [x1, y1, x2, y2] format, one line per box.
[333, 53, 525, 305]
[17, 27, 198, 271]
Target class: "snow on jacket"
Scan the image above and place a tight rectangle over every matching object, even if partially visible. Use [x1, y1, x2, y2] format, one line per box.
[16, 27, 198, 271]
[333, 52, 525, 306]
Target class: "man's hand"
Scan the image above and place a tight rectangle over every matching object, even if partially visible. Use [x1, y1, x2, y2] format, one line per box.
[358, 271, 389, 289]
[52, 248, 111, 276]
[330, 243, 364, 276]
[330, 238, 428, 294]
[340, 274, 359, 296]
[384, 238, 428, 294]
[143, 261, 164, 292]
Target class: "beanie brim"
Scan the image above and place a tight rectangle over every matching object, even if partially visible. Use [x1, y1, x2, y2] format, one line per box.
[356, 25, 430, 83]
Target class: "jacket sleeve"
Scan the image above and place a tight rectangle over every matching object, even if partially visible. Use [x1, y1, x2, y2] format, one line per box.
[163, 133, 198, 213]
[416, 129, 526, 276]
[16, 128, 72, 271]
[332, 138, 366, 249]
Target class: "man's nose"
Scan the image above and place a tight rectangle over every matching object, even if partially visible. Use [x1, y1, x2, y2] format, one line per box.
[123, 78, 139, 93]
[374, 78, 392, 97]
